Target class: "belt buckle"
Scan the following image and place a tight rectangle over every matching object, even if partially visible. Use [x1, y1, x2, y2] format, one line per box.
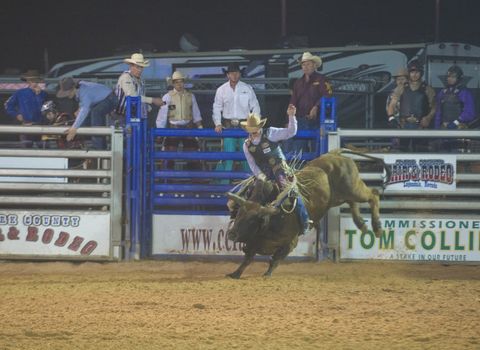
[230, 119, 240, 127]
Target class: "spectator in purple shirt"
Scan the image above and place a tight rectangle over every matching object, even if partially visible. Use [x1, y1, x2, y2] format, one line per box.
[434, 65, 475, 130]
[285, 52, 333, 155]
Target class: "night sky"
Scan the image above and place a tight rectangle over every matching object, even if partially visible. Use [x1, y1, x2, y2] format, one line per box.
[1, 0, 479, 74]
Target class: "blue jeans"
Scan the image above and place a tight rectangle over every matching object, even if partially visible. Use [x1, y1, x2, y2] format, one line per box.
[84, 93, 117, 149]
[283, 117, 317, 156]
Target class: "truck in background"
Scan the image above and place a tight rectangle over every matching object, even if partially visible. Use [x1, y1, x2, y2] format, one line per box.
[1, 42, 479, 128]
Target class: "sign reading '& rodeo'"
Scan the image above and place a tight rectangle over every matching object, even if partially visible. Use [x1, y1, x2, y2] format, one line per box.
[0, 211, 111, 257]
[340, 217, 480, 262]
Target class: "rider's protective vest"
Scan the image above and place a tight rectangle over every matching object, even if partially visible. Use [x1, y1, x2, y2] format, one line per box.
[167, 90, 193, 122]
[440, 87, 463, 123]
[246, 132, 286, 179]
[399, 82, 429, 119]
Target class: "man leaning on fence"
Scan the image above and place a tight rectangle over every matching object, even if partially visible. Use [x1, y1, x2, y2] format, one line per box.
[58, 77, 117, 150]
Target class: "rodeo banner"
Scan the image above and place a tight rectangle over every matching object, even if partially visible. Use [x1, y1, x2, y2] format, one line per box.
[152, 214, 317, 258]
[384, 154, 456, 191]
[340, 216, 480, 262]
[0, 211, 111, 258]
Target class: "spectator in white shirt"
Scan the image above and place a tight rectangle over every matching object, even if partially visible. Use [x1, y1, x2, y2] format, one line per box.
[212, 62, 260, 173]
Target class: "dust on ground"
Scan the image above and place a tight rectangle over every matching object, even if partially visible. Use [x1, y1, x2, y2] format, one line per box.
[0, 260, 479, 350]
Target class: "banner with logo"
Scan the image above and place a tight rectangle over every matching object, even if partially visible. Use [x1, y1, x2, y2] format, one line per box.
[0, 211, 111, 257]
[340, 216, 480, 262]
[384, 154, 456, 191]
[152, 214, 317, 258]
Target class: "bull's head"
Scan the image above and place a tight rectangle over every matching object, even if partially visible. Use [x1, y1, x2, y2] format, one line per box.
[226, 193, 279, 242]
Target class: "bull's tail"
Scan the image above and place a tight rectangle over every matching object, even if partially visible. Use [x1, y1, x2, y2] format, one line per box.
[335, 148, 391, 189]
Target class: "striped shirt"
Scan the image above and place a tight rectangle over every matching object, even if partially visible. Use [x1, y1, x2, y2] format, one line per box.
[115, 71, 151, 116]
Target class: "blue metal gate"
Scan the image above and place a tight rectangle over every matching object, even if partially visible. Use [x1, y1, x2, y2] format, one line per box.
[124, 96, 336, 259]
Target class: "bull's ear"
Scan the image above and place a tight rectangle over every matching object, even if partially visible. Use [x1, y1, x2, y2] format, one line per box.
[259, 205, 280, 216]
[226, 193, 247, 206]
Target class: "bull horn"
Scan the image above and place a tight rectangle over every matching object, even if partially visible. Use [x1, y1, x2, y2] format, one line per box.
[226, 192, 247, 206]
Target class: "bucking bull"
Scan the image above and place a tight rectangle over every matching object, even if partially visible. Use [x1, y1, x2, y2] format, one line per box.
[226, 148, 391, 278]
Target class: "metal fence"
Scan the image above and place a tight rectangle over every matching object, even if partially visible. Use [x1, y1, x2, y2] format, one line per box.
[0, 125, 124, 260]
[325, 129, 480, 261]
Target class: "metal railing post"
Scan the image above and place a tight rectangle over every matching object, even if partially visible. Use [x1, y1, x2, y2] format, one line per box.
[125, 96, 143, 259]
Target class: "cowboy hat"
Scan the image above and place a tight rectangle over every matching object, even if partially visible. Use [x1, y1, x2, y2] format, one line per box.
[240, 113, 267, 133]
[56, 77, 77, 98]
[166, 70, 187, 85]
[393, 68, 408, 77]
[21, 69, 43, 83]
[124, 53, 150, 67]
[299, 52, 322, 67]
[222, 62, 243, 74]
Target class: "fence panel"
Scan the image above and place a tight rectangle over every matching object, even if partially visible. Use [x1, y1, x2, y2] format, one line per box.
[326, 129, 480, 263]
[0, 125, 123, 260]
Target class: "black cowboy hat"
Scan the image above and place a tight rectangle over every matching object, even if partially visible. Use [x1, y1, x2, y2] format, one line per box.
[222, 62, 244, 74]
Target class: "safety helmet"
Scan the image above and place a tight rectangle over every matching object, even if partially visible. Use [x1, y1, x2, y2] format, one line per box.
[447, 65, 463, 80]
[41, 100, 57, 116]
[407, 59, 424, 73]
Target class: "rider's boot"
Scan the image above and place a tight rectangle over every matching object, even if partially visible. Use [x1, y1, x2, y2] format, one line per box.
[296, 196, 312, 235]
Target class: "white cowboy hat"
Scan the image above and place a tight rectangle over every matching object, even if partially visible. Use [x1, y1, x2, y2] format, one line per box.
[393, 68, 408, 77]
[124, 53, 150, 67]
[166, 70, 187, 85]
[240, 113, 268, 133]
[299, 52, 322, 67]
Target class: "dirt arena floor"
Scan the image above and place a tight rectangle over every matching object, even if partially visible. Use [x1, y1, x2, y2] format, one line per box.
[0, 260, 479, 350]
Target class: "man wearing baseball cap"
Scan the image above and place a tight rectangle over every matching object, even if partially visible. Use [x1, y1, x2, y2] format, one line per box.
[57, 77, 117, 149]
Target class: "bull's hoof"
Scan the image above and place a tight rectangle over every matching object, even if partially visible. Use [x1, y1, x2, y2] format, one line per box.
[226, 272, 241, 279]
[262, 272, 272, 279]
